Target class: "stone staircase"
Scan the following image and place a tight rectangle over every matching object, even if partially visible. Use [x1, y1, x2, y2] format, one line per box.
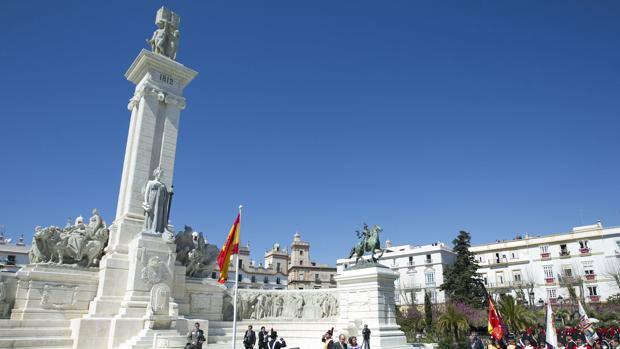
[116, 328, 187, 349]
[0, 319, 73, 349]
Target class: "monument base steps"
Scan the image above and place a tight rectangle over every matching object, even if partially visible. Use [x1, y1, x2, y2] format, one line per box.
[0, 319, 73, 348]
[116, 328, 186, 349]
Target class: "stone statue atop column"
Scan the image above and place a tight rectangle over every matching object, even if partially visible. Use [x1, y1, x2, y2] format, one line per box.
[148, 7, 180, 60]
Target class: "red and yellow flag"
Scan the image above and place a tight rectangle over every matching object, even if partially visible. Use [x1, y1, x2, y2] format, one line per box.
[488, 297, 503, 341]
[217, 213, 241, 284]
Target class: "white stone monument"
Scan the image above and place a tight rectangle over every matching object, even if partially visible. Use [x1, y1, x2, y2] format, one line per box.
[71, 7, 197, 349]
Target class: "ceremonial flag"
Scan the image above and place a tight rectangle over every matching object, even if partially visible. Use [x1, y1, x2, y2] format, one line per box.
[488, 297, 504, 341]
[217, 213, 241, 284]
[578, 301, 598, 345]
[546, 303, 558, 348]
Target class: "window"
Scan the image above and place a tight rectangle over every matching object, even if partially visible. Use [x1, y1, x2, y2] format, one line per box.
[300, 250, 304, 256]
[579, 240, 589, 249]
[496, 272, 505, 285]
[513, 270, 522, 283]
[425, 254, 432, 263]
[543, 265, 554, 279]
[540, 245, 549, 253]
[315, 274, 319, 282]
[430, 290, 437, 303]
[263, 276, 269, 284]
[425, 271, 435, 285]
[276, 277, 281, 284]
[276, 262, 281, 272]
[587, 286, 598, 296]
[211, 272, 217, 279]
[483, 275, 488, 286]
[560, 244, 568, 255]
[299, 261, 303, 266]
[408, 256, 413, 266]
[238, 259, 243, 268]
[495, 253, 501, 263]
[6, 255, 15, 265]
[563, 267, 573, 278]
[251, 275, 256, 283]
[344, 264, 348, 269]
[299, 271, 304, 280]
[583, 261, 595, 276]
[547, 288, 557, 299]
[510, 252, 516, 260]
[330, 274, 334, 282]
[238, 274, 243, 282]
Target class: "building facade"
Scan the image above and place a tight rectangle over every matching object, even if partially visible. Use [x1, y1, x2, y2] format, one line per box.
[0, 233, 29, 273]
[336, 240, 456, 305]
[471, 223, 620, 305]
[288, 233, 337, 289]
[214, 243, 289, 290]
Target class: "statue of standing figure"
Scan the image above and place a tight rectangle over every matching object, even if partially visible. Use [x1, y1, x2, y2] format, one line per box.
[142, 167, 173, 236]
[148, 7, 180, 60]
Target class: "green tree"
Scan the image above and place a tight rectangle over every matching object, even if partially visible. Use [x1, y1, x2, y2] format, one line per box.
[497, 295, 535, 334]
[440, 231, 485, 307]
[436, 304, 469, 343]
[425, 291, 433, 330]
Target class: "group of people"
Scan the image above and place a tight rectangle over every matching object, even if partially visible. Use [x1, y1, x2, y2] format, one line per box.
[469, 331, 620, 349]
[321, 325, 371, 349]
[243, 325, 287, 349]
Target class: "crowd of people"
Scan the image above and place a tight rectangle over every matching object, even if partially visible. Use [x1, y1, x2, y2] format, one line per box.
[468, 326, 620, 349]
[243, 325, 287, 349]
[321, 326, 370, 349]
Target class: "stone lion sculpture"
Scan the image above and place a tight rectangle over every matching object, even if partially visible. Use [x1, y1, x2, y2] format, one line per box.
[175, 225, 219, 278]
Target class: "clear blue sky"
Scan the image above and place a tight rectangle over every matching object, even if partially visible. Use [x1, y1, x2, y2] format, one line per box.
[1, 1, 619, 264]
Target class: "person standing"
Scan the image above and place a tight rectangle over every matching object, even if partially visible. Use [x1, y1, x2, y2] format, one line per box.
[267, 331, 287, 349]
[186, 322, 206, 349]
[244, 325, 257, 349]
[335, 334, 347, 349]
[469, 333, 484, 349]
[348, 336, 362, 349]
[322, 328, 335, 349]
[362, 325, 371, 349]
[258, 326, 269, 349]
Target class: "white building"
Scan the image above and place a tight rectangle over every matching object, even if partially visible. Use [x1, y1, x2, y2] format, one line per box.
[471, 223, 620, 305]
[336, 240, 456, 305]
[214, 243, 290, 290]
[0, 233, 29, 273]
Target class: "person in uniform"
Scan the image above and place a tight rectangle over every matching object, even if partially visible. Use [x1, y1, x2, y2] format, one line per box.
[322, 328, 335, 349]
[266, 330, 286, 349]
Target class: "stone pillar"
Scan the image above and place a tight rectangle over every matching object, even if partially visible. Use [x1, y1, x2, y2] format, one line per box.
[71, 49, 196, 349]
[335, 265, 409, 349]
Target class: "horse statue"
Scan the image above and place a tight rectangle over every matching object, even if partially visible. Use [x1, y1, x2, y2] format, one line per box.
[348, 223, 385, 264]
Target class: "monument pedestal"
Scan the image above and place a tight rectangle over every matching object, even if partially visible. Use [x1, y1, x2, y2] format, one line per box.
[336, 265, 409, 349]
[11, 264, 99, 320]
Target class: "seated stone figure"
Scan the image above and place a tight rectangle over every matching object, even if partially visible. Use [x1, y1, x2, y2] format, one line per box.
[175, 226, 219, 278]
[28, 209, 109, 267]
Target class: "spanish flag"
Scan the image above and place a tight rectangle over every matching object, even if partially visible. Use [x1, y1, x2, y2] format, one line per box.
[488, 297, 503, 341]
[217, 213, 241, 284]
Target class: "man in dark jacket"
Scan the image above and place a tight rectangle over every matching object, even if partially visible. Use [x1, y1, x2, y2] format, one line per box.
[244, 325, 257, 349]
[186, 322, 206, 349]
[258, 326, 269, 349]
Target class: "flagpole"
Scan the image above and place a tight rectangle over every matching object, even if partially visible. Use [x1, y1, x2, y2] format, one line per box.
[232, 205, 243, 349]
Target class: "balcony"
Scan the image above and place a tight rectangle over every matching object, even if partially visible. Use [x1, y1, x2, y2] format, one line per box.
[548, 297, 558, 305]
[580, 248, 591, 255]
[589, 295, 600, 303]
[486, 281, 523, 289]
[540, 252, 551, 259]
[425, 258, 432, 264]
[545, 277, 555, 285]
[584, 274, 597, 282]
[559, 250, 571, 258]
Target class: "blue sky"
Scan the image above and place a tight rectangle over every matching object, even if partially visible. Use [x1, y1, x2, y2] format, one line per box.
[1, 1, 619, 264]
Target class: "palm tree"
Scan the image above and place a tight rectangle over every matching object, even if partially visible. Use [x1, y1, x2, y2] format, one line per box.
[436, 304, 469, 343]
[498, 295, 536, 334]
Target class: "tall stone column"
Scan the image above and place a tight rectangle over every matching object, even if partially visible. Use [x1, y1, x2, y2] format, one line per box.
[71, 49, 197, 349]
